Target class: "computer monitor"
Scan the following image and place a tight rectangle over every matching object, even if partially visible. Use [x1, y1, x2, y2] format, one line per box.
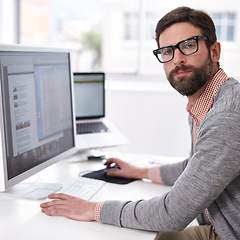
[0, 44, 77, 199]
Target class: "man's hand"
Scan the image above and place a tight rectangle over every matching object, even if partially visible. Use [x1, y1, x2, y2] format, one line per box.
[40, 193, 96, 221]
[104, 158, 149, 179]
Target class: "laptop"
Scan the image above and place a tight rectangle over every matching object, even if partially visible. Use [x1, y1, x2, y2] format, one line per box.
[73, 72, 128, 151]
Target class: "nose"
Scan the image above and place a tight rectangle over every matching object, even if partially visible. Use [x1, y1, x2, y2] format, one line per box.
[173, 48, 186, 65]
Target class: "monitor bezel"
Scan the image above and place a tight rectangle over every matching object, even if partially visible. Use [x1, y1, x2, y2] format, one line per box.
[0, 44, 77, 192]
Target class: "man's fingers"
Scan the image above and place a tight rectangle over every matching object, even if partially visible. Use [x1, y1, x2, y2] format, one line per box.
[48, 193, 73, 200]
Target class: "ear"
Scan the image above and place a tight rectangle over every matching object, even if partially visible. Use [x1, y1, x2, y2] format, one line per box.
[210, 41, 221, 64]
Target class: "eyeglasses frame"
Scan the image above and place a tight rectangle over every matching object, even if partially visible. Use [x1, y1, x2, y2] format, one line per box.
[153, 36, 208, 63]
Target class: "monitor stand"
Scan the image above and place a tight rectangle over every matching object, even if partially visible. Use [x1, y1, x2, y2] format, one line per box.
[2, 182, 62, 200]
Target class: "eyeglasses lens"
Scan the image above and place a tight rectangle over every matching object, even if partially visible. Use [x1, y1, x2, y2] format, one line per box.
[156, 38, 199, 63]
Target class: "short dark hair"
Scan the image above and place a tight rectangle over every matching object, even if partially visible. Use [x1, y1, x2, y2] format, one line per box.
[155, 7, 217, 50]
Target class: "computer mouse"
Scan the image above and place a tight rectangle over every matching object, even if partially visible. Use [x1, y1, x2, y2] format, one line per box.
[104, 165, 120, 174]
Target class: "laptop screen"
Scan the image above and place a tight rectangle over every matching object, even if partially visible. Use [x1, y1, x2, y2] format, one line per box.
[73, 72, 105, 120]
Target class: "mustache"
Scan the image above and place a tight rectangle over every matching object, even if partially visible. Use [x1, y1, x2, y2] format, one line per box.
[170, 65, 194, 75]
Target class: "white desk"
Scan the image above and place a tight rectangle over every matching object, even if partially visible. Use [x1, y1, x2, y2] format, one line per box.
[0, 152, 176, 240]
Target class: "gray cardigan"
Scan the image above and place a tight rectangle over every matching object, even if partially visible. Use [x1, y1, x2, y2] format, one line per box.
[100, 78, 240, 240]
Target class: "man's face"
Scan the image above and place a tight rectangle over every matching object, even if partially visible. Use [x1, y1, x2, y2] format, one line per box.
[159, 22, 213, 96]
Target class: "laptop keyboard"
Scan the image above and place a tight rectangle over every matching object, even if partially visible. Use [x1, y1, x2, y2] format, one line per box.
[77, 121, 110, 134]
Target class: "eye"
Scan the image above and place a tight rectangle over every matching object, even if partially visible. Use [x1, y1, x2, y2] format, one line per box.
[160, 47, 173, 56]
[181, 39, 197, 49]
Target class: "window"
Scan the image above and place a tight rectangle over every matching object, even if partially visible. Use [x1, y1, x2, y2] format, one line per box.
[211, 13, 236, 42]
[1, 0, 240, 78]
[124, 12, 159, 41]
[124, 12, 139, 40]
[146, 13, 158, 40]
[18, 0, 164, 74]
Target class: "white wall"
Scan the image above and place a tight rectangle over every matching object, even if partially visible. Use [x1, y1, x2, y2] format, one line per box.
[0, 0, 18, 43]
[105, 75, 191, 158]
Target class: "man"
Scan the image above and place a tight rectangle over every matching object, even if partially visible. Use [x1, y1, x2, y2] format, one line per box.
[40, 7, 240, 240]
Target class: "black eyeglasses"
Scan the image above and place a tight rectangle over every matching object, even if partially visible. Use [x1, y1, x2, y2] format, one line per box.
[153, 36, 208, 63]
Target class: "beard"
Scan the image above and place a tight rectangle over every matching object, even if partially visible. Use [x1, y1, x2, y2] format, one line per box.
[167, 56, 213, 96]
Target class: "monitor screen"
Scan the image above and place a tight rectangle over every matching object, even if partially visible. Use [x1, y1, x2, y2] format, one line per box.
[0, 45, 76, 196]
[73, 72, 105, 119]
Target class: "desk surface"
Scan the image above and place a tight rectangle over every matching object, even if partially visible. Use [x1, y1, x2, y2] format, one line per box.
[0, 152, 177, 240]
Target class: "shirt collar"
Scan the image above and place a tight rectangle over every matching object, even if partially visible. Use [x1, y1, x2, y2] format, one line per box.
[187, 68, 229, 125]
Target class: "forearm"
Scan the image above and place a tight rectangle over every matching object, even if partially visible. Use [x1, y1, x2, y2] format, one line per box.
[99, 195, 190, 232]
[128, 166, 164, 184]
[137, 161, 188, 185]
[146, 161, 188, 186]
